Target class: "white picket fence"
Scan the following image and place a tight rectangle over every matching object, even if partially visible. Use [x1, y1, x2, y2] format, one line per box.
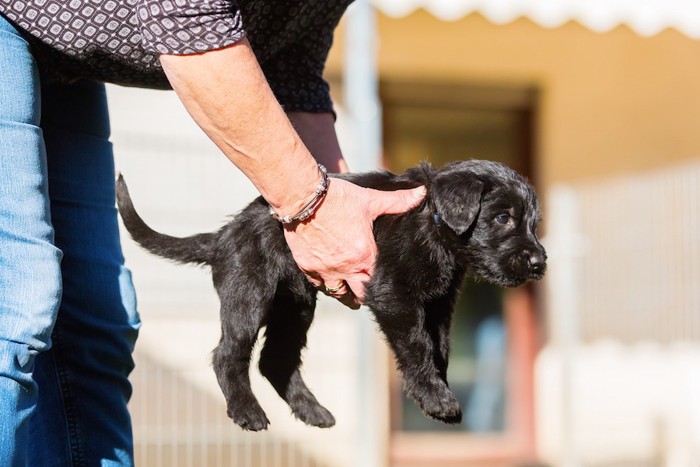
[541, 160, 700, 467]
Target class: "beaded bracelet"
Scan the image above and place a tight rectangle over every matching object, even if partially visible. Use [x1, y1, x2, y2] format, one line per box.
[269, 164, 329, 224]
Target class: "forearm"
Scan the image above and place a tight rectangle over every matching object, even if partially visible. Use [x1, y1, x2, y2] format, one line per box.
[286, 112, 348, 174]
[159, 39, 426, 305]
[159, 39, 320, 214]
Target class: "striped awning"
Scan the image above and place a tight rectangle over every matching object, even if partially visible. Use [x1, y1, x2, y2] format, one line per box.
[372, 0, 700, 38]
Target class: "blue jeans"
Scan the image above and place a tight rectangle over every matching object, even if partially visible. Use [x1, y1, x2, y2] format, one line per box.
[0, 15, 140, 466]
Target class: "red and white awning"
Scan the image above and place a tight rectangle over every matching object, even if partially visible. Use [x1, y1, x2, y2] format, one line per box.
[372, 0, 700, 38]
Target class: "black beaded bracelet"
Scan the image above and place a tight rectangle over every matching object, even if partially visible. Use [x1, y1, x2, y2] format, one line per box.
[269, 164, 329, 224]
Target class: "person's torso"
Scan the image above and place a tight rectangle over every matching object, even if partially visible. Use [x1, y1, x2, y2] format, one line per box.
[0, 0, 352, 89]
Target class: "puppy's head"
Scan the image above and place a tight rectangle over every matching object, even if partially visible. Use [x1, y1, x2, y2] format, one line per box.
[431, 160, 546, 287]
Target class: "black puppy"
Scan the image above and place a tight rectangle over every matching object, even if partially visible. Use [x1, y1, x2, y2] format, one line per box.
[116, 160, 546, 431]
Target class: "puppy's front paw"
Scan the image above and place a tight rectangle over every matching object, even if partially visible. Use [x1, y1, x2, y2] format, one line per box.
[412, 384, 462, 424]
[286, 392, 336, 428]
[228, 402, 270, 431]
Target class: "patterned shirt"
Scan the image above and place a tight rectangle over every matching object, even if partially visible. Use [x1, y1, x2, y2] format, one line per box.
[0, 0, 353, 112]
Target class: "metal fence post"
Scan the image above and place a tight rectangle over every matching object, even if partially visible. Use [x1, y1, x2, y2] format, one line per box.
[546, 186, 583, 467]
[344, 1, 383, 466]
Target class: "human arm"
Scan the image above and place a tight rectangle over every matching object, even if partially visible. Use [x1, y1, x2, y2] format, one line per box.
[159, 40, 425, 306]
[286, 112, 349, 174]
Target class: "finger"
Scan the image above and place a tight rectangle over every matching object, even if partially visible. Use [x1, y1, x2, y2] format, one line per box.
[339, 293, 361, 310]
[368, 185, 426, 218]
[305, 273, 323, 289]
[322, 282, 359, 309]
[329, 283, 360, 309]
[330, 284, 361, 310]
[345, 279, 367, 304]
[322, 281, 346, 296]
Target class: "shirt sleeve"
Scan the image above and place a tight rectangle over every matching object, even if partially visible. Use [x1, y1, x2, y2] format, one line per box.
[261, 42, 333, 114]
[135, 0, 246, 55]
[258, 12, 343, 114]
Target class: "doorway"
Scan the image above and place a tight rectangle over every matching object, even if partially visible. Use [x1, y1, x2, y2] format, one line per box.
[381, 81, 540, 466]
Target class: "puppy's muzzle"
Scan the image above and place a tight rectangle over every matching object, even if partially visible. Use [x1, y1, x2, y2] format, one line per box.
[527, 250, 547, 279]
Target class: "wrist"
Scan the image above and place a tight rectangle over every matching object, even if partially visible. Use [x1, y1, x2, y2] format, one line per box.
[270, 164, 329, 224]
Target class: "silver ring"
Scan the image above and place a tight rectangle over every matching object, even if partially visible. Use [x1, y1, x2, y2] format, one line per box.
[324, 283, 344, 293]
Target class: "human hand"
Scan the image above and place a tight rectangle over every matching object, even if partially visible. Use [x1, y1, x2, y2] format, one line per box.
[283, 178, 426, 309]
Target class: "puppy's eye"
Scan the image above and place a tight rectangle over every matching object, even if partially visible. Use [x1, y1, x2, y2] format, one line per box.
[495, 214, 510, 225]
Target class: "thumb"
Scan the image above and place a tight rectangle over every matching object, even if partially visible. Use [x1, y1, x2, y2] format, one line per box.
[368, 185, 426, 217]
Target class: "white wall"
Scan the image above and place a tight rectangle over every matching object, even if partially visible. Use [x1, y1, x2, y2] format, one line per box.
[536, 342, 700, 467]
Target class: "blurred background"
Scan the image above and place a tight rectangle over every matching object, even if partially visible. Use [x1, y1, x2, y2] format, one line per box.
[107, 1, 700, 466]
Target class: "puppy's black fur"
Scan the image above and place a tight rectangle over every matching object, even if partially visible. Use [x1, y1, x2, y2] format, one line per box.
[116, 160, 546, 431]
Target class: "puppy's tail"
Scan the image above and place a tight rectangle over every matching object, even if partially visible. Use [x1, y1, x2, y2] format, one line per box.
[116, 174, 215, 266]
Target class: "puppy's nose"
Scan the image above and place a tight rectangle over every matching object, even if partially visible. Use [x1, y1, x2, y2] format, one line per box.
[528, 252, 547, 276]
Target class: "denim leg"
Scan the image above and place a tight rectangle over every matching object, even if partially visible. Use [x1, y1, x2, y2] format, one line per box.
[28, 79, 142, 467]
[0, 14, 140, 466]
[0, 16, 63, 467]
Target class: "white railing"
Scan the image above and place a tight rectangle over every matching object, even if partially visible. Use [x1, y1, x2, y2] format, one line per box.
[540, 160, 700, 467]
[555, 160, 700, 344]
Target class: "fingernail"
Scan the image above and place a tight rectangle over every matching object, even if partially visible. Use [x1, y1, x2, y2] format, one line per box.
[414, 186, 427, 199]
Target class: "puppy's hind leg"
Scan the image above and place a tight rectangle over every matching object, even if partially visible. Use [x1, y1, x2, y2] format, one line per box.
[212, 275, 273, 431]
[258, 287, 335, 428]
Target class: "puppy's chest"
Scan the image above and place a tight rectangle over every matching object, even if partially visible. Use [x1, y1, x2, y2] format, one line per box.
[375, 238, 462, 298]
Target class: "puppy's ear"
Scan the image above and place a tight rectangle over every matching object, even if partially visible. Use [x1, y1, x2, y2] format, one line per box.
[431, 174, 484, 235]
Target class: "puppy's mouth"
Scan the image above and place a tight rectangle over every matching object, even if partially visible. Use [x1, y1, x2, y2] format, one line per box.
[490, 269, 545, 288]
[473, 266, 529, 288]
[528, 266, 546, 281]
[479, 254, 547, 287]
[512, 248, 547, 282]
[496, 276, 528, 288]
